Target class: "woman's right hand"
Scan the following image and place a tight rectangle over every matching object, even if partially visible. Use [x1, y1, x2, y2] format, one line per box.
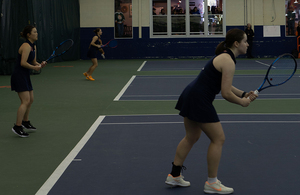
[240, 97, 251, 107]
[33, 65, 42, 71]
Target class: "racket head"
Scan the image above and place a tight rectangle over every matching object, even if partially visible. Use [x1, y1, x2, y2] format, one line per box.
[108, 40, 117, 48]
[265, 53, 297, 87]
[46, 39, 74, 62]
[54, 39, 74, 56]
[101, 39, 117, 48]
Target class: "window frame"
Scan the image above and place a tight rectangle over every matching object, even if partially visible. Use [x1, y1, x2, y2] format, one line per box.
[150, 0, 226, 38]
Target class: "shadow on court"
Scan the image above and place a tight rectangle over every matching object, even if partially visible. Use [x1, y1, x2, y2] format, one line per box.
[48, 114, 300, 195]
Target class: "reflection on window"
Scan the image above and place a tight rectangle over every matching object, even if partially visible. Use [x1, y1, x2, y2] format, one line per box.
[153, 16, 167, 35]
[208, 14, 223, 35]
[190, 4, 204, 35]
[153, 0, 167, 35]
[172, 16, 186, 35]
[171, 0, 186, 35]
[207, 5, 223, 35]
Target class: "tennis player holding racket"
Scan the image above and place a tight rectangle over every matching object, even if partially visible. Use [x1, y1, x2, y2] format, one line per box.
[83, 28, 105, 81]
[11, 25, 47, 137]
[165, 29, 257, 194]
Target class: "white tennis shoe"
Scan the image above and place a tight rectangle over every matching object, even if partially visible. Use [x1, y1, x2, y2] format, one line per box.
[165, 174, 190, 187]
[204, 180, 234, 194]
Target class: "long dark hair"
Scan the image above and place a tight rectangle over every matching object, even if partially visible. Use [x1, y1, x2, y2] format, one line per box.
[20, 25, 36, 39]
[215, 28, 245, 55]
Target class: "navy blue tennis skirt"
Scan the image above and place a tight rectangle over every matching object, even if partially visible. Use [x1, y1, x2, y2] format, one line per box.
[11, 71, 33, 92]
[87, 48, 98, 58]
[175, 85, 219, 123]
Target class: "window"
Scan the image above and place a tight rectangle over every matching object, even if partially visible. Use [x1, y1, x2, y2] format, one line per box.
[285, 0, 297, 36]
[153, 0, 168, 35]
[151, 0, 225, 37]
[115, 0, 132, 38]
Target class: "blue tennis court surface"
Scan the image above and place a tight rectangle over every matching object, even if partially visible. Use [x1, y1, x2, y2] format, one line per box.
[36, 59, 300, 195]
[117, 75, 300, 101]
[139, 59, 298, 71]
[42, 114, 300, 195]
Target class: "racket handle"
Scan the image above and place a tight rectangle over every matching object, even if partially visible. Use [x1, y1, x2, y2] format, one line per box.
[247, 90, 259, 99]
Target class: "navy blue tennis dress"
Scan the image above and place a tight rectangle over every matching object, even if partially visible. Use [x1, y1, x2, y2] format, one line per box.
[11, 40, 36, 92]
[87, 36, 102, 58]
[175, 49, 236, 123]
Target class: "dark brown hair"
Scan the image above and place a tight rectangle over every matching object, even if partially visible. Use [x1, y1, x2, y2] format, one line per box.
[93, 28, 101, 35]
[20, 25, 36, 39]
[215, 28, 245, 55]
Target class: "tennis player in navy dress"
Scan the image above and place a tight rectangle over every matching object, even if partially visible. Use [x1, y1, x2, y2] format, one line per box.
[83, 28, 105, 81]
[165, 29, 258, 194]
[11, 25, 47, 137]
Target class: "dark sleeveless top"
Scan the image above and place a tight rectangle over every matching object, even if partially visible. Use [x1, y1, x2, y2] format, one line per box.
[87, 36, 101, 58]
[175, 49, 236, 123]
[11, 40, 36, 92]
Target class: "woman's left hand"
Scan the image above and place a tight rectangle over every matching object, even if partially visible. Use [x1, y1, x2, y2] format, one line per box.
[41, 61, 47, 68]
[245, 91, 258, 101]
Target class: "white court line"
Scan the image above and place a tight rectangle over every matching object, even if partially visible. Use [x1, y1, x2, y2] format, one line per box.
[113, 75, 136, 101]
[137, 61, 147, 71]
[255, 60, 276, 68]
[122, 93, 300, 97]
[255, 60, 271, 67]
[35, 116, 105, 195]
[101, 121, 300, 125]
[122, 95, 179, 97]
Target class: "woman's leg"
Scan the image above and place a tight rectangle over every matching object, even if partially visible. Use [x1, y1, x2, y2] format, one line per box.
[173, 117, 202, 166]
[165, 117, 202, 187]
[23, 90, 34, 122]
[199, 122, 225, 178]
[86, 58, 98, 76]
[201, 122, 234, 194]
[16, 91, 32, 126]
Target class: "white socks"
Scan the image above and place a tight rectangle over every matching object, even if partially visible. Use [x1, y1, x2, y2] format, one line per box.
[208, 177, 218, 184]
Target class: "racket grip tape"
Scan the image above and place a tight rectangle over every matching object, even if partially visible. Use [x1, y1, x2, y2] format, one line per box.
[247, 90, 259, 99]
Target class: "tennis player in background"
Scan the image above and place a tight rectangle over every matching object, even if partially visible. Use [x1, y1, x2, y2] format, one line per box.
[165, 28, 258, 194]
[11, 25, 47, 137]
[83, 28, 105, 81]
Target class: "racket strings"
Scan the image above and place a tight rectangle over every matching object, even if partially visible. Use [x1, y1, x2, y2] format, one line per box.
[268, 57, 296, 85]
[108, 40, 117, 48]
[55, 40, 73, 55]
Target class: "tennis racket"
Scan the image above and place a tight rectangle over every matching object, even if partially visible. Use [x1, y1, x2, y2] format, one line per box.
[46, 39, 74, 62]
[101, 39, 117, 48]
[252, 53, 297, 95]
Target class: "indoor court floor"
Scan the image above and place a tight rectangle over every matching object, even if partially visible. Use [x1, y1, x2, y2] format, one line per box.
[44, 114, 300, 195]
[1, 58, 299, 195]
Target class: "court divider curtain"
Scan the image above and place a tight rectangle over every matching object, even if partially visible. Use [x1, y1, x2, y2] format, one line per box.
[32, 0, 80, 63]
[0, 0, 80, 75]
[0, 0, 30, 75]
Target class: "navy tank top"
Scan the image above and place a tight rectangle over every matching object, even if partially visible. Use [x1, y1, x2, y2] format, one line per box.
[11, 40, 36, 92]
[87, 36, 102, 58]
[196, 49, 236, 100]
[175, 49, 236, 123]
